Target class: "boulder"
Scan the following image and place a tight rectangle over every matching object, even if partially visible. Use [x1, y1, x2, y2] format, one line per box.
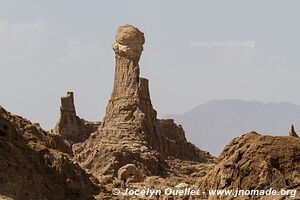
[117, 164, 145, 183]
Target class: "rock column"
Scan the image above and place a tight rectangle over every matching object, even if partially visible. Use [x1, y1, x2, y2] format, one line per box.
[54, 92, 96, 143]
[101, 24, 157, 144]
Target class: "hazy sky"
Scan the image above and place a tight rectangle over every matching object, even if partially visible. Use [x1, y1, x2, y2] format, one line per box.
[0, 1, 299, 130]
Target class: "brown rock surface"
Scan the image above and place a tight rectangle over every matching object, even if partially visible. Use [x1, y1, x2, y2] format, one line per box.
[0, 106, 101, 200]
[54, 91, 100, 144]
[115, 24, 145, 45]
[157, 119, 211, 161]
[199, 132, 300, 199]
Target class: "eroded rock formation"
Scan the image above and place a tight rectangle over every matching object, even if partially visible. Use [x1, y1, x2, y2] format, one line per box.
[199, 132, 300, 199]
[0, 106, 100, 200]
[54, 91, 99, 144]
[100, 24, 159, 152]
[73, 24, 213, 185]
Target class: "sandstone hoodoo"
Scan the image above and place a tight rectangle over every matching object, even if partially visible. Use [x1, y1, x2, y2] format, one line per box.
[74, 24, 213, 185]
[54, 91, 99, 144]
[103, 24, 208, 160]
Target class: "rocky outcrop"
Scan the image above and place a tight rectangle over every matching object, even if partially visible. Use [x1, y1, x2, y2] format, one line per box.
[289, 124, 299, 138]
[54, 92, 99, 144]
[199, 132, 300, 199]
[0, 106, 100, 200]
[74, 24, 213, 185]
[157, 119, 212, 161]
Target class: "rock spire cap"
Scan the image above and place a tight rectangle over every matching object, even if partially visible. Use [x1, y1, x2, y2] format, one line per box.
[113, 24, 145, 60]
[115, 24, 145, 45]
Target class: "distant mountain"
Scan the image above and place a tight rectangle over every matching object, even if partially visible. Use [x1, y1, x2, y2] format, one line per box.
[164, 99, 300, 156]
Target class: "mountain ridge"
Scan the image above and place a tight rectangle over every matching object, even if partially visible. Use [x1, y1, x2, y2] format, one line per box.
[164, 99, 300, 155]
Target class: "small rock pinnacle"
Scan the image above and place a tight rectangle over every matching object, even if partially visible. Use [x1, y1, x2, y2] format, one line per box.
[289, 125, 299, 138]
